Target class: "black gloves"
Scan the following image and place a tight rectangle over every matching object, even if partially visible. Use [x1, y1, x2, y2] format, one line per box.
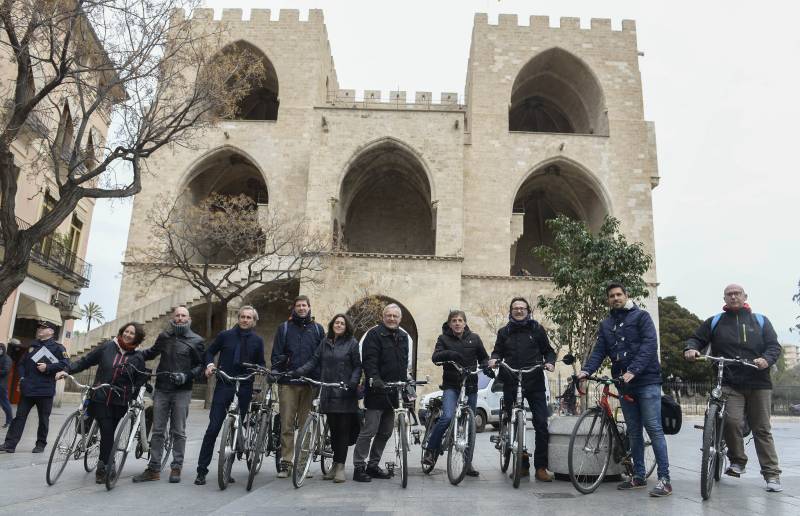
[482, 367, 496, 379]
[371, 377, 385, 389]
[169, 372, 188, 385]
[287, 370, 301, 379]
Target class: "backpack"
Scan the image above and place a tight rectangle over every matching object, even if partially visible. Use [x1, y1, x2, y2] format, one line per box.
[280, 320, 324, 344]
[661, 394, 682, 435]
[710, 312, 764, 333]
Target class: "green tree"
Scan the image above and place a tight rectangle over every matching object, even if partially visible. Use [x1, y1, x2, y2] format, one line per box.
[534, 215, 653, 366]
[791, 278, 800, 336]
[80, 301, 104, 332]
[658, 296, 712, 382]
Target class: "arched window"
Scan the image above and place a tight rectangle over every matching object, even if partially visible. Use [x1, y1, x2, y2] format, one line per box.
[218, 41, 279, 121]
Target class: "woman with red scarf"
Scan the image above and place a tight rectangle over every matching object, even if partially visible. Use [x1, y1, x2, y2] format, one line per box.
[57, 322, 147, 483]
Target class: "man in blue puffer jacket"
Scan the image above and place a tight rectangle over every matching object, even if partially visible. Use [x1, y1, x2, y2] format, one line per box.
[578, 283, 672, 497]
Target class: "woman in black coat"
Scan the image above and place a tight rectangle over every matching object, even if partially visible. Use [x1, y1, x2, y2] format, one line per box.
[293, 313, 361, 483]
[57, 322, 147, 483]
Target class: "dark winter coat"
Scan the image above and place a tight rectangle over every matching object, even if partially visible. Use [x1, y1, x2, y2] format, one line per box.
[140, 327, 205, 392]
[68, 339, 148, 406]
[271, 316, 325, 384]
[205, 326, 266, 383]
[583, 303, 661, 387]
[491, 317, 555, 393]
[361, 324, 410, 410]
[295, 336, 362, 413]
[432, 323, 489, 395]
[19, 338, 69, 397]
[685, 308, 781, 389]
[0, 348, 10, 384]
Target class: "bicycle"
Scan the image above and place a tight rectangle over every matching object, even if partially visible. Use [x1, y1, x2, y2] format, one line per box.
[213, 368, 257, 490]
[291, 376, 347, 488]
[241, 363, 284, 491]
[567, 375, 657, 494]
[420, 361, 479, 485]
[45, 375, 107, 486]
[378, 377, 428, 489]
[694, 355, 758, 500]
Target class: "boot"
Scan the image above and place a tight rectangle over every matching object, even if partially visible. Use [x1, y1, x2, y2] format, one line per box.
[95, 462, 107, 484]
[353, 465, 372, 482]
[333, 463, 346, 483]
[323, 463, 336, 480]
[132, 468, 160, 483]
[535, 468, 553, 482]
[169, 467, 181, 483]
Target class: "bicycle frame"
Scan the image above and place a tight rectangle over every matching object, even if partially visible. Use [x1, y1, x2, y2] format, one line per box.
[576, 376, 629, 462]
[383, 377, 427, 482]
[499, 361, 544, 458]
[433, 362, 479, 451]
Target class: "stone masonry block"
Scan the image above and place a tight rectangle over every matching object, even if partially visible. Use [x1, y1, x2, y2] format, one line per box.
[250, 9, 270, 23]
[221, 9, 243, 22]
[560, 17, 581, 29]
[390, 91, 407, 103]
[415, 91, 432, 104]
[279, 9, 299, 23]
[498, 14, 518, 27]
[590, 18, 612, 30]
[440, 92, 458, 104]
[530, 15, 550, 29]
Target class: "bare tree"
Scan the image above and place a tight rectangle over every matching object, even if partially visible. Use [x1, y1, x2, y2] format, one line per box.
[132, 192, 328, 338]
[341, 286, 387, 340]
[0, 0, 265, 303]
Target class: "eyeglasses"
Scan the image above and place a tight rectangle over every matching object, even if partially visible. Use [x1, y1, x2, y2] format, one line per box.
[724, 291, 744, 297]
[511, 307, 528, 312]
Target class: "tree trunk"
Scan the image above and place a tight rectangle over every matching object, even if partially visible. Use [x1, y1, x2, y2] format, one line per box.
[0, 239, 33, 311]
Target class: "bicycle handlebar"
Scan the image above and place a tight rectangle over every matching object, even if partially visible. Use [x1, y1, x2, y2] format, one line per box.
[382, 379, 428, 388]
[215, 369, 256, 383]
[434, 361, 481, 375]
[497, 360, 543, 375]
[695, 355, 758, 368]
[60, 374, 121, 395]
[297, 377, 348, 390]
[573, 374, 626, 396]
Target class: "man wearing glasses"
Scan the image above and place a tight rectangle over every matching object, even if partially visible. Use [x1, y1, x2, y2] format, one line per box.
[684, 284, 783, 493]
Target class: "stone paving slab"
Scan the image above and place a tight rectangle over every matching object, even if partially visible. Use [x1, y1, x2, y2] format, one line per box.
[0, 406, 797, 515]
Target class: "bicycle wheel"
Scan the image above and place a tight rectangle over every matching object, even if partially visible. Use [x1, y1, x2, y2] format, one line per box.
[83, 419, 101, 473]
[217, 417, 236, 490]
[320, 419, 333, 476]
[643, 438, 656, 479]
[499, 416, 511, 473]
[159, 420, 173, 472]
[247, 412, 269, 491]
[398, 416, 409, 489]
[700, 404, 720, 500]
[420, 408, 438, 474]
[272, 413, 282, 472]
[106, 412, 136, 491]
[714, 436, 727, 481]
[46, 410, 80, 486]
[568, 407, 612, 494]
[292, 415, 318, 488]
[447, 408, 475, 486]
[511, 411, 525, 488]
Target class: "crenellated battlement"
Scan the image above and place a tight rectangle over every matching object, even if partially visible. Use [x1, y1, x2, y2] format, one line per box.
[325, 90, 463, 111]
[473, 12, 635, 33]
[171, 7, 325, 26]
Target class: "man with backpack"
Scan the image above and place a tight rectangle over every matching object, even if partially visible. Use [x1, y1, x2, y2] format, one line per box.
[684, 283, 783, 492]
[271, 295, 325, 478]
[578, 283, 672, 497]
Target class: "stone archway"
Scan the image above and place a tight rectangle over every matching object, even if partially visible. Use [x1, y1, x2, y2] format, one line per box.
[338, 140, 435, 255]
[511, 161, 609, 275]
[509, 48, 608, 135]
[217, 41, 280, 121]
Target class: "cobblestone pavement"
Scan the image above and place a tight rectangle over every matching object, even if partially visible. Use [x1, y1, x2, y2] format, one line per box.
[0, 405, 798, 515]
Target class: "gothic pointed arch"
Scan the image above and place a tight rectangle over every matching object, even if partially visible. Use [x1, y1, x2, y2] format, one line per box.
[217, 40, 280, 121]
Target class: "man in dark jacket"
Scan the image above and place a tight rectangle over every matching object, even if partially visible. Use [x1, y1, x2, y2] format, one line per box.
[684, 283, 783, 492]
[0, 321, 68, 453]
[579, 283, 671, 497]
[270, 295, 325, 477]
[352, 303, 410, 482]
[134, 306, 204, 484]
[424, 310, 489, 475]
[489, 297, 555, 482]
[0, 343, 13, 428]
[194, 305, 266, 486]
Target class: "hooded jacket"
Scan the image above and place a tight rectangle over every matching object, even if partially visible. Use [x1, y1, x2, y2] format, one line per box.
[685, 307, 781, 389]
[432, 322, 489, 394]
[582, 302, 661, 387]
[491, 317, 555, 393]
[140, 326, 205, 392]
[19, 338, 69, 397]
[271, 313, 324, 384]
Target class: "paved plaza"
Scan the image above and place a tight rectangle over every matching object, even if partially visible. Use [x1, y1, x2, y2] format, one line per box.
[0, 405, 798, 515]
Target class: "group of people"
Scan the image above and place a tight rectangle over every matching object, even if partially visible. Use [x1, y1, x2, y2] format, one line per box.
[0, 283, 785, 496]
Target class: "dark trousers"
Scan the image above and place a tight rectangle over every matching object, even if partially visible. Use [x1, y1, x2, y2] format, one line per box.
[0, 384, 13, 424]
[196, 384, 252, 475]
[90, 401, 128, 466]
[3, 395, 53, 449]
[503, 388, 549, 469]
[326, 412, 354, 464]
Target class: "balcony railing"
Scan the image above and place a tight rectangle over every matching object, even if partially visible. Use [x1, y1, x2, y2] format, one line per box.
[0, 216, 92, 287]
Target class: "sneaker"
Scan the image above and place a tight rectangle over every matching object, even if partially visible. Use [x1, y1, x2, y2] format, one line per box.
[276, 462, 291, 479]
[353, 465, 372, 483]
[649, 478, 672, 497]
[618, 477, 647, 490]
[194, 473, 206, 485]
[31, 445, 45, 453]
[765, 478, 783, 492]
[169, 468, 181, 483]
[725, 463, 745, 477]
[366, 464, 391, 479]
[132, 468, 160, 483]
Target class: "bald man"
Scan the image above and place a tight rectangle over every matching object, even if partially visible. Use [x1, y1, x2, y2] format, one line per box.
[684, 284, 783, 492]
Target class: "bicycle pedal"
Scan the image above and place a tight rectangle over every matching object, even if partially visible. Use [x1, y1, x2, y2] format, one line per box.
[694, 424, 704, 430]
[489, 435, 500, 444]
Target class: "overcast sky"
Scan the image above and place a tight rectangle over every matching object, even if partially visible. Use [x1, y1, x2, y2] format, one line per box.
[75, 0, 800, 343]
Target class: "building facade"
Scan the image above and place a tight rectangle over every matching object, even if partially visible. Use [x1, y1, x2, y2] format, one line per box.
[75, 8, 660, 392]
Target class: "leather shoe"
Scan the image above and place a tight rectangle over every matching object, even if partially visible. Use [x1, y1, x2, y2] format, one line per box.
[169, 468, 181, 483]
[366, 464, 391, 479]
[535, 468, 553, 482]
[32, 445, 45, 453]
[0, 444, 14, 453]
[465, 466, 479, 477]
[353, 465, 372, 482]
[194, 473, 206, 485]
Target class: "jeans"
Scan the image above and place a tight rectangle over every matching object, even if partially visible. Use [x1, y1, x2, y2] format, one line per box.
[426, 389, 477, 459]
[619, 382, 670, 481]
[148, 389, 192, 471]
[196, 383, 252, 475]
[0, 384, 13, 424]
[722, 386, 781, 479]
[352, 408, 394, 468]
[3, 395, 53, 449]
[278, 384, 313, 464]
[89, 401, 127, 465]
[503, 388, 549, 469]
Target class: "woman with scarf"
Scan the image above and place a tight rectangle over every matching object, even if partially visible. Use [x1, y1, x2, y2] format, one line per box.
[291, 313, 362, 483]
[57, 322, 147, 483]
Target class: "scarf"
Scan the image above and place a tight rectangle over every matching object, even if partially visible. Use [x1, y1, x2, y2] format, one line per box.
[723, 303, 752, 313]
[291, 310, 312, 326]
[115, 336, 138, 352]
[170, 320, 191, 336]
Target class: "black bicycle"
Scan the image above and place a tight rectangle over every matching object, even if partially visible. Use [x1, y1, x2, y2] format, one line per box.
[241, 363, 284, 491]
